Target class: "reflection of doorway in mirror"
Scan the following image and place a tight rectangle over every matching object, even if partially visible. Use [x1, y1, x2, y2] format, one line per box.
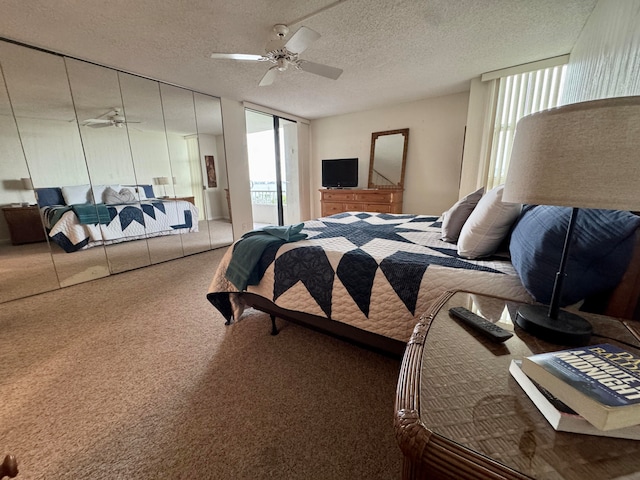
[205, 155, 217, 188]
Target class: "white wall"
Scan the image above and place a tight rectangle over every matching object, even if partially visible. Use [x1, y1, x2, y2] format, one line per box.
[562, 0, 640, 103]
[310, 92, 469, 217]
[458, 0, 640, 195]
[220, 98, 252, 238]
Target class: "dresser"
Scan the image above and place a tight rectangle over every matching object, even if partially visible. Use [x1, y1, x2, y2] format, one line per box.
[319, 188, 403, 216]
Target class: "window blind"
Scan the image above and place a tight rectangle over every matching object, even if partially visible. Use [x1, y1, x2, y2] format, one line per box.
[485, 64, 566, 189]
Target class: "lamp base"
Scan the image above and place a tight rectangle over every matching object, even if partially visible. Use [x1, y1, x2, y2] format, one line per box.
[515, 304, 592, 346]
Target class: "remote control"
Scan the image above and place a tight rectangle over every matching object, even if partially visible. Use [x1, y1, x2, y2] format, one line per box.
[448, 307, 513, 342]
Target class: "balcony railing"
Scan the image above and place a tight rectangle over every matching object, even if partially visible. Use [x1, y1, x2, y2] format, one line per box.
[251, 189, 286, 205]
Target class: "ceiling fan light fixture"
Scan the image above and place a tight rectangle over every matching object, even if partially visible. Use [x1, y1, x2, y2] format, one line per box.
[210, 24, 342, 86]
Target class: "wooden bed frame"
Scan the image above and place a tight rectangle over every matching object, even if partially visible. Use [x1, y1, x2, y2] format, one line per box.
[232, 230, 640, 359]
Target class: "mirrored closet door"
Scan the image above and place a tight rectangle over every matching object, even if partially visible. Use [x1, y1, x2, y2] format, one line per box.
[0, 38, 232, 304]
[0, 41, 110, 292]
[0, 45, 60, 302]
[194, 93, 231, 249]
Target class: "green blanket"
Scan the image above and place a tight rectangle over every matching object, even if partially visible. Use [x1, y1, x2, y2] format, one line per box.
[71, 203, 111, 225]
[225, 223, 307, 291]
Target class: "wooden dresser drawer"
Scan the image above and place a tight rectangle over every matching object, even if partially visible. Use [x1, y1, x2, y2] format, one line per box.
[362, 203, 392, 213]
[354, 192, 392, 202]
[319, 188, 402, 216]
[322, 203, 346, 216]
[344, 203, 364, 211]
[322, 191, 355, 201]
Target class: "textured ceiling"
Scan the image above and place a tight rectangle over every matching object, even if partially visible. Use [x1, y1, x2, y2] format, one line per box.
[0, 0, 597, 120]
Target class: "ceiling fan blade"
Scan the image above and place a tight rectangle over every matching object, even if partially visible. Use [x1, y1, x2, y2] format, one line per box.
[259, 66, 279, 86]
[284, 26, 321, 54]
[210, 53, 265, 61]
[83, 119, 111, 125]
[86, 122, 114, 129]
[298, 61, 343, 80]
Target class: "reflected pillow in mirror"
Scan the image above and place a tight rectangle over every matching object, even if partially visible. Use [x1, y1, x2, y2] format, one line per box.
[138, 184, 155, 199]
[103, 187, 137, 205]
[120, 186, 140, 200]
[441, 187, 484, 243]
[91, 184, 122, 204]
[61, 184, 91, 205]
[136, 187, 148, 200]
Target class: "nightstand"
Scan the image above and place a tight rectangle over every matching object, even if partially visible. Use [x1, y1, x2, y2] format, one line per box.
[172, 196, 195, 204]
[395, 290, 640, 480]
[2, 205, 46, 245]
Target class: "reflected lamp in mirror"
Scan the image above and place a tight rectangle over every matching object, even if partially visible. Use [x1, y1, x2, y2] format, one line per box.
[155, 176, 170, 197]
[368, 128, 409, 189]
[503, 95, 640, 346]
[21, 177, 34, 190]
[20, 177, 34, 206]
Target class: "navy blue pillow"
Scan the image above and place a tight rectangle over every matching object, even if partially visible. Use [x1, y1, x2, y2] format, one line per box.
[36, 187, 65, 207]
[509, 206, 640, 306]
[139, 184, 155, 199]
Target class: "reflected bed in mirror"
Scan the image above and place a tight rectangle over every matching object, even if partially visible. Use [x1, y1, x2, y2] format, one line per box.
[36, 184, 199, 253]
[368, 128, 409, 189]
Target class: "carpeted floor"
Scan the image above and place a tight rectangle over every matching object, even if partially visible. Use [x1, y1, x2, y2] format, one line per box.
[0, 247, 403, 479]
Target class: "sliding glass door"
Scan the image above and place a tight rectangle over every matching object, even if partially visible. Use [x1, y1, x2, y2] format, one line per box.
[245, 109, 299, 227]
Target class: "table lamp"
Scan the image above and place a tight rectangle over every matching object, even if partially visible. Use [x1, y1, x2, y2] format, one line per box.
[155, 176, 170, 197]
[503, 95, 640, 345]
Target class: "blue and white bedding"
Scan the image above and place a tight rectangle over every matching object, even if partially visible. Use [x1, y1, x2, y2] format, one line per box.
[41, 199, 198, 253]
[207, 212, 532, 342]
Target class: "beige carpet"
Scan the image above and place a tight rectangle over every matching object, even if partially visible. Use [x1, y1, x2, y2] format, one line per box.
[0, 247, 402, 479]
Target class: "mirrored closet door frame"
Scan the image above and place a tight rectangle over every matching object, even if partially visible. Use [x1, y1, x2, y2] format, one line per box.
[0, 38, 232, 304]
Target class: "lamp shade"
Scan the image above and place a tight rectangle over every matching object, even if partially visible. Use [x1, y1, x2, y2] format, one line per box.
[503, 96, 640, 211]
[20, 177, 34, 190]
[156, 176, 170, 185]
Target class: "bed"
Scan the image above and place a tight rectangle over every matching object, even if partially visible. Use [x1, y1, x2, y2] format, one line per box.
[207, 196, 640, 357]
[36, 184, 199, 253]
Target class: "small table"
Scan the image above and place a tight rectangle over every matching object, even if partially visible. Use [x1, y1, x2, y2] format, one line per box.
[395, 290, 640, 480]
[171, 196, 195, 204]
[2, 205, 46, 245]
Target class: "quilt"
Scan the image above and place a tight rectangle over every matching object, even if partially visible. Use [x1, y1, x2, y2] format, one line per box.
[208, 212, 532, 342]
[42, 199, 199, 252]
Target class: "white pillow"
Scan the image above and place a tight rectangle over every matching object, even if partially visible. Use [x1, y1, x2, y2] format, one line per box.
[120, 186, 142, 201]
[136, 186, 148, 200]
[441, 187, 484, 243]
[457, 185, 521, 259]
[61, 184, 91, 205]
[91, 184, 122, 204]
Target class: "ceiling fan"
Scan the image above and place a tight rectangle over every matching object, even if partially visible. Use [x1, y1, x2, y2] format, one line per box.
[82, 108, 141, 128]
[210, 24, 343, 86]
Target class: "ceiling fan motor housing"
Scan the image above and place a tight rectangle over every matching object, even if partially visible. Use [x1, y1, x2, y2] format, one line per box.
[273, 24, 289, 38]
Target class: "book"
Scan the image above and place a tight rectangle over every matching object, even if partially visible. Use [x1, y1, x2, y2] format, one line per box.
[521, 344, 640, 431]
[509, 359, 640, 439]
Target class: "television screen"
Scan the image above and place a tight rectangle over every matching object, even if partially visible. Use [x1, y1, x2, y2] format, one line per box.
[322, 158, 358, 188]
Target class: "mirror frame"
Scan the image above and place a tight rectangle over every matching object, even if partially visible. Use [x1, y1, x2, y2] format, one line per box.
[368, 128, 409, 190]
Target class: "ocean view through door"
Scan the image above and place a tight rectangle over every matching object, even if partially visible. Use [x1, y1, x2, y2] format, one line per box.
[245, 109, 299, 227]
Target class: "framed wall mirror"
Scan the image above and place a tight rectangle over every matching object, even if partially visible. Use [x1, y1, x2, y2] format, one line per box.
[368, 128, 409, 189]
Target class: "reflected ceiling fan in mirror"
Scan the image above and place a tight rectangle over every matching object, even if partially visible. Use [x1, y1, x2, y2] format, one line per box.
[210, 24, 343, 86]
[82, 108, 141, 128]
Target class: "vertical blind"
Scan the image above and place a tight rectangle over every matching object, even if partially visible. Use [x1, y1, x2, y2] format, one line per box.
[486, 64, 567, 189]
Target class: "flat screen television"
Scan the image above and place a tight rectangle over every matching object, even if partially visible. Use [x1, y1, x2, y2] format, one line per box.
[321, 158, 358, 188]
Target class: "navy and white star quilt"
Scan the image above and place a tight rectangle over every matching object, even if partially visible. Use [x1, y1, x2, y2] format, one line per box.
[44, 199, 198, 253]
[208, 212, 531, 341]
